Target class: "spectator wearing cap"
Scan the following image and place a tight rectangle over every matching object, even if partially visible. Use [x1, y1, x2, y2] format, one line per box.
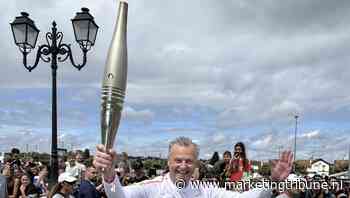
[48, 172, 77, 198]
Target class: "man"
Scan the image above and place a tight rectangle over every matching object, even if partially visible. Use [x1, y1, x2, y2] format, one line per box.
[94, 137, 292, 198]
[79, 166, 102, 198]
[65, 152, 86, 179]
[0, 174, 8, 198]
[75, 151, 87, 172]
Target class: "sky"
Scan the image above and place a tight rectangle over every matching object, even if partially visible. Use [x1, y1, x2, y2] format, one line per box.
[1, 0, 350, 162]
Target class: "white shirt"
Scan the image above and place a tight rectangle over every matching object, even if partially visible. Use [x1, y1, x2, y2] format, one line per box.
[65, 162, 86, 178]
[103, 173, 283, 198]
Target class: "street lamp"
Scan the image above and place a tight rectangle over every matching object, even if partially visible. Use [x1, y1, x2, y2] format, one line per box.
[10, 8, 98, 184]
[293, 115, 298, 173]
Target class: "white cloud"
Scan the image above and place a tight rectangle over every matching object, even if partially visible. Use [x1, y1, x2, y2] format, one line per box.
[212, 133, 226, 144]
[252, 134, 274, 148]
[122, 106, 155, 124]
[299, 130, 320, 139]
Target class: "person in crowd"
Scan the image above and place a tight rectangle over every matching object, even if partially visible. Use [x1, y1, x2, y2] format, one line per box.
[2, 164, 15, 198]
[116, 163, 130, 186]
[208, 152, 220, 167]
[33, 165, 49, 197]
[75, 151, 87, 174]
[79, 165, 102, 198]
[94, 136, 293, 198]
[0, 173, 8, 198]
[128, 159, 148, 184]
[12, 167, 24, 198]
[213, 150, 232, 183]
[65, 152, 86, 180]
[117, 152, 131, 176]
[17, 173, 40, 198]
[48, 172, 77, 198]
[228, 142, 252, 182]
[203, 151, 220, 180]
[58, 157, 66, 176]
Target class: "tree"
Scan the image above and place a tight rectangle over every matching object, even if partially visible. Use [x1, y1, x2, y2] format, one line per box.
[11, 148, 20, 154]
[83, 148, 90, 159]
[295, 162, 307, 175]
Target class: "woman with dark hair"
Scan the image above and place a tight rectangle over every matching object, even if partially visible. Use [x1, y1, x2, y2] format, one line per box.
[228, 142, 252, 182]
[17, 173, 40, 198]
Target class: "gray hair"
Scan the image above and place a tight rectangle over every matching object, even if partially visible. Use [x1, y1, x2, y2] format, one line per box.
[168, 136, 199, 159]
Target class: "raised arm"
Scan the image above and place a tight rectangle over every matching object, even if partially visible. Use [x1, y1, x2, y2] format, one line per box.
[271, 151, 293, 181]
[93, 144, 149, 198]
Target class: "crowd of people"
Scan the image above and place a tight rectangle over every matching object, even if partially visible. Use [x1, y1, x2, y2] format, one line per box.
[0, 139, 349, 198]
[0, 150, 106, 198]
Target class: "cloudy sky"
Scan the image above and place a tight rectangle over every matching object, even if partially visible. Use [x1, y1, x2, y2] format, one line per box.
[1, 0, 350, 162]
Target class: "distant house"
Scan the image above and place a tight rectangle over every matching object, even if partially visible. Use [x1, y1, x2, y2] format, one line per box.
[306, 159, 330, 177]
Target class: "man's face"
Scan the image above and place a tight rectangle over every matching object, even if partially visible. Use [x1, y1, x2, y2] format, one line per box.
[168, 144, 196, 183]
[86, 167, 97, 182]
[30, 167, 38, 175]
[69, 158, 75, 166]
[223, 154, 231, 164]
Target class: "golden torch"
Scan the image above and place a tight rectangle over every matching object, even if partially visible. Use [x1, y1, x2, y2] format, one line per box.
[101, 0, 128, 150]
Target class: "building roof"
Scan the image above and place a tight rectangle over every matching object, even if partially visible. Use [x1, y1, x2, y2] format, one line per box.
[311, 159, 331, 165]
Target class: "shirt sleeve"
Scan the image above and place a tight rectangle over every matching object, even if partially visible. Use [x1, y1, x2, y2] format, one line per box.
[104, 175, 150, 198]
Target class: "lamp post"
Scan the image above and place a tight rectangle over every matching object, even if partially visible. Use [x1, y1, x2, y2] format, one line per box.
[293, 115, 298, 173]
[10, 8, 98, 185]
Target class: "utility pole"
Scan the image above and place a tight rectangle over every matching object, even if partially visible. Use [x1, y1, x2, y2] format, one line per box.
[348, 145, 350, 179]
[293, 115, 298, 173]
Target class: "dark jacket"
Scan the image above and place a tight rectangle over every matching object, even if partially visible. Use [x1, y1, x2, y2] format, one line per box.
[79, 180, 101, 198]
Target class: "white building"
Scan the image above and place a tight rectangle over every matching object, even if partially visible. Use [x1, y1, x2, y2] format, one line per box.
[306, 159, 330, 177]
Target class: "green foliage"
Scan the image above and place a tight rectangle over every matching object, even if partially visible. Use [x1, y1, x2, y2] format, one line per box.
[295, 162, 307, 175]
[142, 159, 167, 170]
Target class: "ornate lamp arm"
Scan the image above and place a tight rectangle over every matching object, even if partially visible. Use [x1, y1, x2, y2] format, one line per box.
[58, 43, 87, 70]
[22, 44, 51, 72]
